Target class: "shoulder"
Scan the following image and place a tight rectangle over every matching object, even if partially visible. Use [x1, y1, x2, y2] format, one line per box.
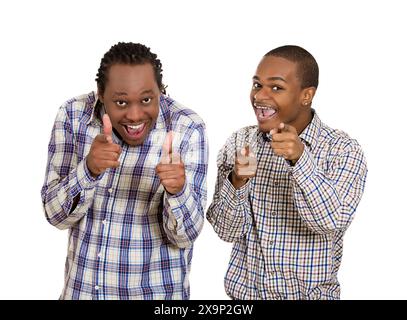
[317, 121, 366, 169]
[228, 125, 259, 144]
[160, 95, 206, 130]
[58, 91, 97, 123]
[319, 123, 363, 154]
[221, 125, 259, 151]
[217, 125, 258, 166]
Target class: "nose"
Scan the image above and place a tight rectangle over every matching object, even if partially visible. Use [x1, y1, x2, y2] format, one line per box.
[125, 104, 145, 122]
[253, 87, 269, 101]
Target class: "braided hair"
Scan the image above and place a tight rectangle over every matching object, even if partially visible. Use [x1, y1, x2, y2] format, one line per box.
[96, 42, 166, 95]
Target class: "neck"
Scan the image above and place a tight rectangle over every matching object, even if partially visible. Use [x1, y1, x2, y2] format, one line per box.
[294, 109, 313, 134]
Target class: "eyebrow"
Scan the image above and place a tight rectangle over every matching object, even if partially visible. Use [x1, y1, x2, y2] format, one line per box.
[112, 92, 128, 97]
[140, 89, 154, 95]
[112, 89, 154, 97]
[252, 75, 287, 83]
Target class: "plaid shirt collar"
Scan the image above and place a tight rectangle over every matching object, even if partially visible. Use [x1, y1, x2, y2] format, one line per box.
[298, 110, 322, 151]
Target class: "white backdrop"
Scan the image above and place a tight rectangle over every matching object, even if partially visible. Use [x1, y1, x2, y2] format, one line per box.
[0, 0, 406, 300]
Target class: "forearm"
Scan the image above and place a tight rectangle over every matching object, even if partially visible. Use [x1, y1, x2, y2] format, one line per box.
[207, 173, 252, 242]
[163, 183, 206, 248]
[291, 147, 367, 234]
[42, 158, 101, 230]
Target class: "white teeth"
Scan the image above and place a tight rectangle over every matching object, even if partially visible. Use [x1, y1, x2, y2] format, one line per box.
[254, 103, 275, 110]
[127, 123, 144, 130]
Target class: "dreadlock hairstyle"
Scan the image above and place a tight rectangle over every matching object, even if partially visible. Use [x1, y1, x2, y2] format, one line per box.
[265, 45, 319, 89]
[96, 42, 166, 95]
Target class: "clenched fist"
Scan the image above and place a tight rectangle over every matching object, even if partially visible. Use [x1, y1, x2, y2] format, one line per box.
[270, 123, 304, 165]
[230, 145, 257, 189]
[155, 131, 186, 195]
[86, 114, 122, 177]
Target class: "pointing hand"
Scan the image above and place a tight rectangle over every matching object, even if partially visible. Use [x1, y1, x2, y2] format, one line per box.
[86, 114, 122, 177]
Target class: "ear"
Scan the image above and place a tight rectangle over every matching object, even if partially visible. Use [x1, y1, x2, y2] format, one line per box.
[301, 87, 317, 107]
[97, 89, 104, 103]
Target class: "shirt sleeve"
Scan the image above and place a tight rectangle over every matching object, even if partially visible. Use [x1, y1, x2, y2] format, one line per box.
[290, 141, 368, 234]
[161, 124, 208, 248]
[206, 133, 253, 243]
[41, 106, 102, 230]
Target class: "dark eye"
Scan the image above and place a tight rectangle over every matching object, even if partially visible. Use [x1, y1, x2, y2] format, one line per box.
[141, 97, 152, 104]
[115, 100, 127, 107]
[272, 85, 282, 91]
[252, 82, 261, 90]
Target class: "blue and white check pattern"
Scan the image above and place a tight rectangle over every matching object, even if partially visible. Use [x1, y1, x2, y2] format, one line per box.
[207, 111, 367, 300]
[41, 91, 208, 299]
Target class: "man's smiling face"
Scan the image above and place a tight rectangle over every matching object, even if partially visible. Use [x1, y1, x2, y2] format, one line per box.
[250, 55, 312, 134]
[99, 63, 160, 146]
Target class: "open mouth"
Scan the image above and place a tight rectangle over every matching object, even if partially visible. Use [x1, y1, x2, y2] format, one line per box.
[254, 102, 277, 121]
[123, 122, 147, 139]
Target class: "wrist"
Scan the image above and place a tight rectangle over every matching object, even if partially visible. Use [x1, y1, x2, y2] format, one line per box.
[291, 144, 305, 166]
[86, 157, 100, 178]
[230, 171, 248, 189]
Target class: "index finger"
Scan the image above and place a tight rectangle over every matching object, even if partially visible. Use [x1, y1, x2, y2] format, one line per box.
[279, 122, 297, 134]
[161, 131, 173, 164]
[236, 147, 249, 165]
[94, 133, 109, 143]
[103, 114, 113, 143]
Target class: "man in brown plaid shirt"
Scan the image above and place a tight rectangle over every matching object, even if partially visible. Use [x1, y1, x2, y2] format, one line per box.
[207, 45, 367, 300]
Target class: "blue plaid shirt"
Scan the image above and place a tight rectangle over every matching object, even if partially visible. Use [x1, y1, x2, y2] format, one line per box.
[41, 91, 208, 299]
[207, 111, 367, 300]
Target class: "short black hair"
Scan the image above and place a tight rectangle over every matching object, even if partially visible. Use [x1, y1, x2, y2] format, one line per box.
[265, 45, 319, 89]
[96, 42, 166, 94]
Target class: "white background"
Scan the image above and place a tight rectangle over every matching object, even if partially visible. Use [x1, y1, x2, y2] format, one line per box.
[0, 0, 406, 300]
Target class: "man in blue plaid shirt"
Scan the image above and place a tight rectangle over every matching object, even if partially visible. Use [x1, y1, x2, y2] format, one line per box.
[41, 42, 208, 299]
[207, 45, 367, 300]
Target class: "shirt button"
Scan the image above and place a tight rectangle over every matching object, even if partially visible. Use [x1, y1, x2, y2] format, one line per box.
[271, 211, 277, 217]
[95, 285, 100, 290]
[108, 188, 113, 193]
[274, 181, 279, 186]
[102, 220, 107, 225]
[269, 240, 274, 245]
[97, 252, 102, 258]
